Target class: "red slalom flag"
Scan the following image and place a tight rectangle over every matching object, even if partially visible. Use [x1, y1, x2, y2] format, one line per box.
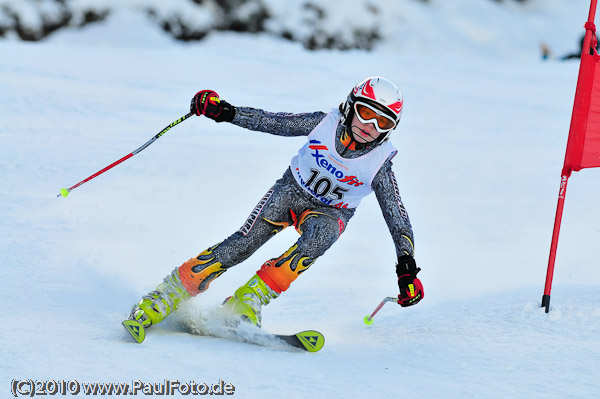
[542, 0, 600, 312]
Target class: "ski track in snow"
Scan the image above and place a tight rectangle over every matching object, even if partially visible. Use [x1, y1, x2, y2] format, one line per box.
[2, 3, 600, 398]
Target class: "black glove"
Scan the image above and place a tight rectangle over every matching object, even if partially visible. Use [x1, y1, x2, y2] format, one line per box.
[396, 255, 424, 307]
[190, 90, 235, 122]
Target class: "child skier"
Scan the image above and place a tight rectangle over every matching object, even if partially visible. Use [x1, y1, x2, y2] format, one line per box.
[124, 77, 424, 342]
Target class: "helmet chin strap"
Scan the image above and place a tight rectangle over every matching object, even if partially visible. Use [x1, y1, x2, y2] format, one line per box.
[340, 126, 360, 156]
[351, 124, 378, 143]
[340, 125, 375, 156]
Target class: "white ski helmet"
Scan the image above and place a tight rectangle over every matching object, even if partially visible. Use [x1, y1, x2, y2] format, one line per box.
[340, 77, 403, 144]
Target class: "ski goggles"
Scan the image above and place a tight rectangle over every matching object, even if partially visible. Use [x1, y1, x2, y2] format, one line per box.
[354, 101, 397, 133]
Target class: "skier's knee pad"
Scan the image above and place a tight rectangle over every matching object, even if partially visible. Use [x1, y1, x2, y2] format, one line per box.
[178, 248, 226, 296]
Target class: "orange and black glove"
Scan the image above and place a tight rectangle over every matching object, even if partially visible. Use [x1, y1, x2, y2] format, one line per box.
[190, 90, 235, 122]
[396, 255, 424, 307]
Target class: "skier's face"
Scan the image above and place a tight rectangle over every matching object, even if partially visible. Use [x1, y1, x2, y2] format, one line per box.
[350, 114, 382, 143]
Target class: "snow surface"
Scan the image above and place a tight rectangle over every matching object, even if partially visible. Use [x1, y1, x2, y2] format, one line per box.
[2, 1, 600, 398]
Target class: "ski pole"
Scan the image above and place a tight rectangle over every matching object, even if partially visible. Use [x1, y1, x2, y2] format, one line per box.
[57, 112, 194, 198]
[364, 296, 397, 325]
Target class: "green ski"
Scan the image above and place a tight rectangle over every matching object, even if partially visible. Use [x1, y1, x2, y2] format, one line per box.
[122, 319, 324, 352]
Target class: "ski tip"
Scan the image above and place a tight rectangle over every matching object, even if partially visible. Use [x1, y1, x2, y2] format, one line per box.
[122, 319, 146, 343]
[295, 330, 325, 352]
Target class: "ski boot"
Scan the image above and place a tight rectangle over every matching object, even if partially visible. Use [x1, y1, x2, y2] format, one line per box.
[123, 268, 191, 343]
[222, 274, 279, 327]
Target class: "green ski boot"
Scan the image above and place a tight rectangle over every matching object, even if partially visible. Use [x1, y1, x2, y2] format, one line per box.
[222, 274, 279, 327]
[123, 268, 191, 343]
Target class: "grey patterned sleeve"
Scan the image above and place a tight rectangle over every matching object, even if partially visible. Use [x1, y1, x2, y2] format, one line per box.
[372, 159, 415, 258]
[231, 106, 326, 137]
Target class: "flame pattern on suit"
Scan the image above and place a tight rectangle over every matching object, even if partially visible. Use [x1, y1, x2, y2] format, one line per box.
[178, 244, 226, 296]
